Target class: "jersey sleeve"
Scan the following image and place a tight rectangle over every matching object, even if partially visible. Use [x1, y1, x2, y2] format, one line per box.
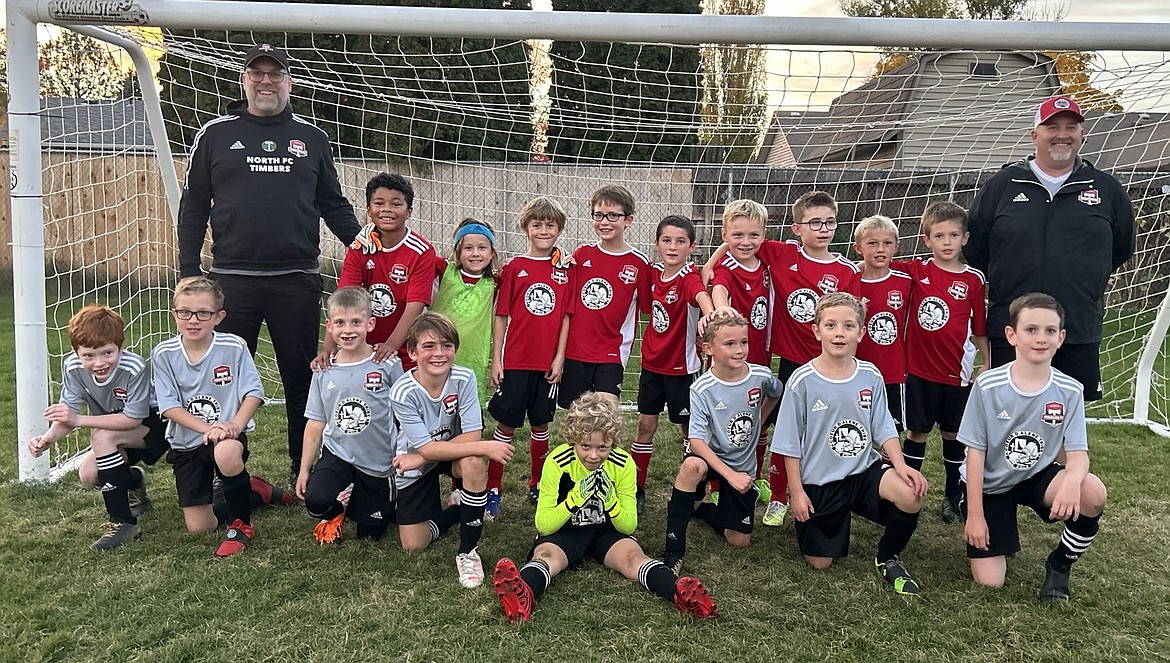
[304, 371, 328, 423]
[121, 363, 153, 420]
[956, 380, 989, 451]
[406, 247, 437, 305]
[58, 357, 85, 412]
[763, 374, 783, 399]
[494, 262, 516, 317]
[391, 389, 434, 450]
[237, 350, 265, 401]
[710, 265, 733, 295]
[770, 381, 806, 458]
[970, 275, 988, 336]
[1110, 184, 1136, 272]
[869, 378, 899, 443]
[1062, 388, 1089, 453]
[637, 261, 652, 315]
[687, 389, 713, 443]
[534, 450, 573, 535]
[314, 140, 361, 246]
[176, 128, 213, 278]
[338, 247, 367, 288]
[151, 349, 183, 414]
[683, 270, 707, 306]
[458, 371, 484, 434]
[841, 267, 862, 297]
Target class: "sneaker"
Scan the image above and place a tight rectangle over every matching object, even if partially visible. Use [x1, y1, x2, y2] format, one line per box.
[456, 548, 485, 589]
[447, 489, 462, 507]
[673, 576, 718, 619]
[940, 495, 964, 524]
[636, 489, 646, 517]
[874, 556, 920, 595]
[492, 557, 535, 623]
[91, 521, 140, 551]
[251, 474, 297, 506]
[1039, 559, 1072, 602]
[662, 551, 684, 577]
[485, 489, 501, 521]
[527, 486, 540, 503]
[215, 519, 255, 558]
[710, 491, 719, 506]
[754, 478, 772, 504]
[313, 512, 345, 545]
[762, 501, 788, 527]
[338, 483, 354, 508]
[127, 466, 152, 518]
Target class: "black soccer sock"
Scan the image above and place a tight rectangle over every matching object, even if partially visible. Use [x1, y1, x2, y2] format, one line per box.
[126, 466, 144, 491]
[459, 489, 488, 554]
[220, 470, 252, 525]
[1049, 513, 1101, 572]
[902, 439, 926, 472]
[638, 559, 680, 602]
[694, 502, 723, 536]
[427, 505, 462, 542]
[356, 523, 388, 542]
[665, 488, 695, 555]
[213, 503, 230, 528]
[942, 437, 965, 500]
[520, 559, 552, 600]
[94, 452, 135, 525]
[877, 506, 921, 561]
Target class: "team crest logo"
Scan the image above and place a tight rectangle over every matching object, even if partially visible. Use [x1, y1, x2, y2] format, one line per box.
[787, 288, 818, 324]
[287, 139, 308, 158]
[334, 397, 371, 435]
[829, 419, 868, 458]
[581, 278, 614, 310]
[747, 387, 762, 408]
[212, 365, 233, 386]
[364, 371, 384, 392]
[112, 387, 129, 402]
[619, 265, 638, 285]
[389, 264, 409, 284]
[725, 413, 754, 448]
[261, 140, 276, 152]
[918, 297, 949, 331]
[185, 395, 221, 424]
[652, 301, 670, 333]
[551, 269, 569, 285]
[887, 291, 904, 310]
[750, 296, 769, 330]
[868, 312, 898, 346]
[1078, 189, 1101, 206]
[1042, 401, 1065, 426]
[817, 274, 840, 295]
[443, 393, 459, 416]
[369, 284, 397, 317]
[664, 287, 679, 305]
[1004, 430, 1044, 470]
[524, 283, 556, 316]
[430, 425, 454, 442]
[948, 281, 968, 300]
[858, 388, 873, 410]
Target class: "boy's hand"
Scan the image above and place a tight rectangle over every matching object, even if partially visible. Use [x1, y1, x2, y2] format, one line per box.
[789, 490, 814, 522]
[566, 472, 598, 511]
[595, 470, 619, 511]
[392, 453, 426, 474]
[1049, 476, 1083, 521]
[895, 465, 929, 497]
[700, 264, 715, 286]
[964, 515, 990, 551]
[372, 343, 397, 363]
[727, 471, 754, 494]
[28, 435, 53, 457]
[349, 223, 383, 254]
[490, 360, 504, 389]
[484, 441, 515, 465]
[43, 404, 78, 427]
[545, 356, 565, 384]
[310, 349, 334, 372]
[295, 469, 311, 500]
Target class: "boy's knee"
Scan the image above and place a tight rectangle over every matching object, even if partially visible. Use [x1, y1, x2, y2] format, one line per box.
[77, 457, 98, 488]
[1082, 474, 1108, 515]
[677, 457, 706, 483]
[805, 555, 833, 570]
[456, 456, 486, 481]
[400, 539, 430, 553]
[725, 531, 751, 548]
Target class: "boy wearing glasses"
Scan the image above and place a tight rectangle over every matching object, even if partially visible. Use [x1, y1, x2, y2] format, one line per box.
[152, 277, 266, 557]
[557, 184, 651, 409]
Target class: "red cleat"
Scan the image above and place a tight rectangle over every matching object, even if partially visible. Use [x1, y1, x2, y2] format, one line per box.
[492, 558, 535, 623]
[251, 475, 296, 506]
[215, 519, 255, 558]
[673, 576, 718, 619]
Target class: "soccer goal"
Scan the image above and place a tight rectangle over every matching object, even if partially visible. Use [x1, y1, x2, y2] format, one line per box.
[7, 1, 1170, 482]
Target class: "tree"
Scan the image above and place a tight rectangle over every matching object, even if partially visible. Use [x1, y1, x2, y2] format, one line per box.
[698, 0, 769, 163]
[39, 31, 130, 99]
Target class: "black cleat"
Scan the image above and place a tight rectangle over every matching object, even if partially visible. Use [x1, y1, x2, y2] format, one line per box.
[1039, 559, 1072, 602]
[940, 495, 964, 524]
[662, 550, 684, 577]
[636, 489, 646, 517]
[91, 521, 140, 551]
[127, 466, 153, 518]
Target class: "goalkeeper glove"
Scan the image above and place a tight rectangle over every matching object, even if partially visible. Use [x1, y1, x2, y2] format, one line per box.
[565, 471, 598, 511]
[350, 223, 383, 255]
[594, 469, 620, 513]
[550, 245, 573, 270]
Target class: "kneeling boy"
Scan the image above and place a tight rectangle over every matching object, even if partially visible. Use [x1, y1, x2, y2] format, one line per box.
[959, 292, 1107, 602]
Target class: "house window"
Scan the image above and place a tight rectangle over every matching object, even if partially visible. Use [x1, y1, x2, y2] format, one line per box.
[970, 62, 1000, 78]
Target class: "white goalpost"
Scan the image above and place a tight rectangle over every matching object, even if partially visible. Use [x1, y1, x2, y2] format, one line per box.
[6, 0, 1170, 482]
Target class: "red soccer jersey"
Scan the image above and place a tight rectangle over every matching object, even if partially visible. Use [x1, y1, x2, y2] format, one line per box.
[894, 258, 987, 387]
[710, 255, 772, 368]
[495, 255, 573, 372]
[566, 244, 651, 366]
[857, 269, 913, 385]
[760, 239, 862, 364]
[642, 262, 707, 376]
[338, 228, 436, 367]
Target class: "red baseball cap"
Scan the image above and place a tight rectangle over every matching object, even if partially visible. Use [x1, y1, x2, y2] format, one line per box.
[1034, 95, 1084, 127]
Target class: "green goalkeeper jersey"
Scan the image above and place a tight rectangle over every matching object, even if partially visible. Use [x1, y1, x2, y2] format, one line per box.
[535, 443, 637, 536]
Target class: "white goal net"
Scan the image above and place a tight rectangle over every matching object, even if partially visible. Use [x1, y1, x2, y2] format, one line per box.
[12, 10, 1170, 480]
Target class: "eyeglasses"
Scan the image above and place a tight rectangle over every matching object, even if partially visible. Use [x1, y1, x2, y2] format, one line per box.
[591, 211, 628, 222]
[796, 219, 839, 231]
[245, 69, 287, 83]
[172, 309, 218, 321]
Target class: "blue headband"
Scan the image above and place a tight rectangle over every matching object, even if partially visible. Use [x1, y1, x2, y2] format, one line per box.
[453, 223, 496, 247]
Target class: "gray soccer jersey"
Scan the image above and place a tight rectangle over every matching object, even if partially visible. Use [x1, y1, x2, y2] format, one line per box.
[151, 332, 265, 451]
[390, 365, 484, 489]
[689, 365, 783, 475]
[305, 354, 404, 478]
[60, 349, 155, 419]
[958, 363, 1088, 494]
[771, 359, 897, 485]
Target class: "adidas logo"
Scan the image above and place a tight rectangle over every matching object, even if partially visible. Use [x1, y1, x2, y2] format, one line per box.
[812, 399, 828, 412]
[97, 482, 116, 492]
[1013, 192, 1029, 202]
[667, 533, 678, 540]
[715, 401, 727, 410]
[366, 259, 375, 269]
[997, 410, 1011, 420]
[229, 140, 245, 150]
[790, 264, 798, 271]
[370, 511, 383, 520]
[742, 516, 751, 525]
[921, 277, 931, 285]
[326, 380, 336, 390]
[678, 408, 689, 416]
[583, 260, 592, 267]
[518, 269, 528, 277]
[467, 519, 483, 527]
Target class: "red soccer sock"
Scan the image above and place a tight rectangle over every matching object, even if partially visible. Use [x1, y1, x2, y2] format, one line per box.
[631, 440, 653, 490]
[768, 456, 789, 505]
[529, 427, 550, 489]
[489, 426, 513, 493]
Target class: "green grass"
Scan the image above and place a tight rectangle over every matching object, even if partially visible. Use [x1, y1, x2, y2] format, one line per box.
[4, 294, 1170, 662]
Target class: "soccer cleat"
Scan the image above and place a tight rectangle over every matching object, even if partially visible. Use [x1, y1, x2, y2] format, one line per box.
[215, 519, 255, 558]
[662, 551, 684, 577]
[313, 512, 345, 545]
[447, 489, 462, 507]
[251, 474, 297, 506]
[762, 501, 788, 527]
[710, 491, 719, 506]
[755, 478, 772, 504]
[673, 576, 718, 619]
[874, 557, 921, 595]
[528, 486, 540, 503]
[456, 548, 485, 589]
[940, 495, 964, 524]
[1039, 559, 1072, 602]
[90, 521, 140, 551]
[492, 558, 535, 623]
[636, 489, 647, 517]
[485, 489, 501, 521]
[127, 466, 153, 518]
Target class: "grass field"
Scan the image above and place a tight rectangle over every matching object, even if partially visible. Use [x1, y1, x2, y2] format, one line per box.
[4, 297, 1170, 662]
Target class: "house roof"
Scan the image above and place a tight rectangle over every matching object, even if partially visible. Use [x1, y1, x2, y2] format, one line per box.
[1082, 110, 1170, 173]
[39, 97, 154, 152]
[756, 110, 830, 166]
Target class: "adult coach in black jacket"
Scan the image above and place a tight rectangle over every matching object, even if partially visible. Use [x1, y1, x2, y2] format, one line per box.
[966, 95, 1135, 401]
[178, 43, 361, 482]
